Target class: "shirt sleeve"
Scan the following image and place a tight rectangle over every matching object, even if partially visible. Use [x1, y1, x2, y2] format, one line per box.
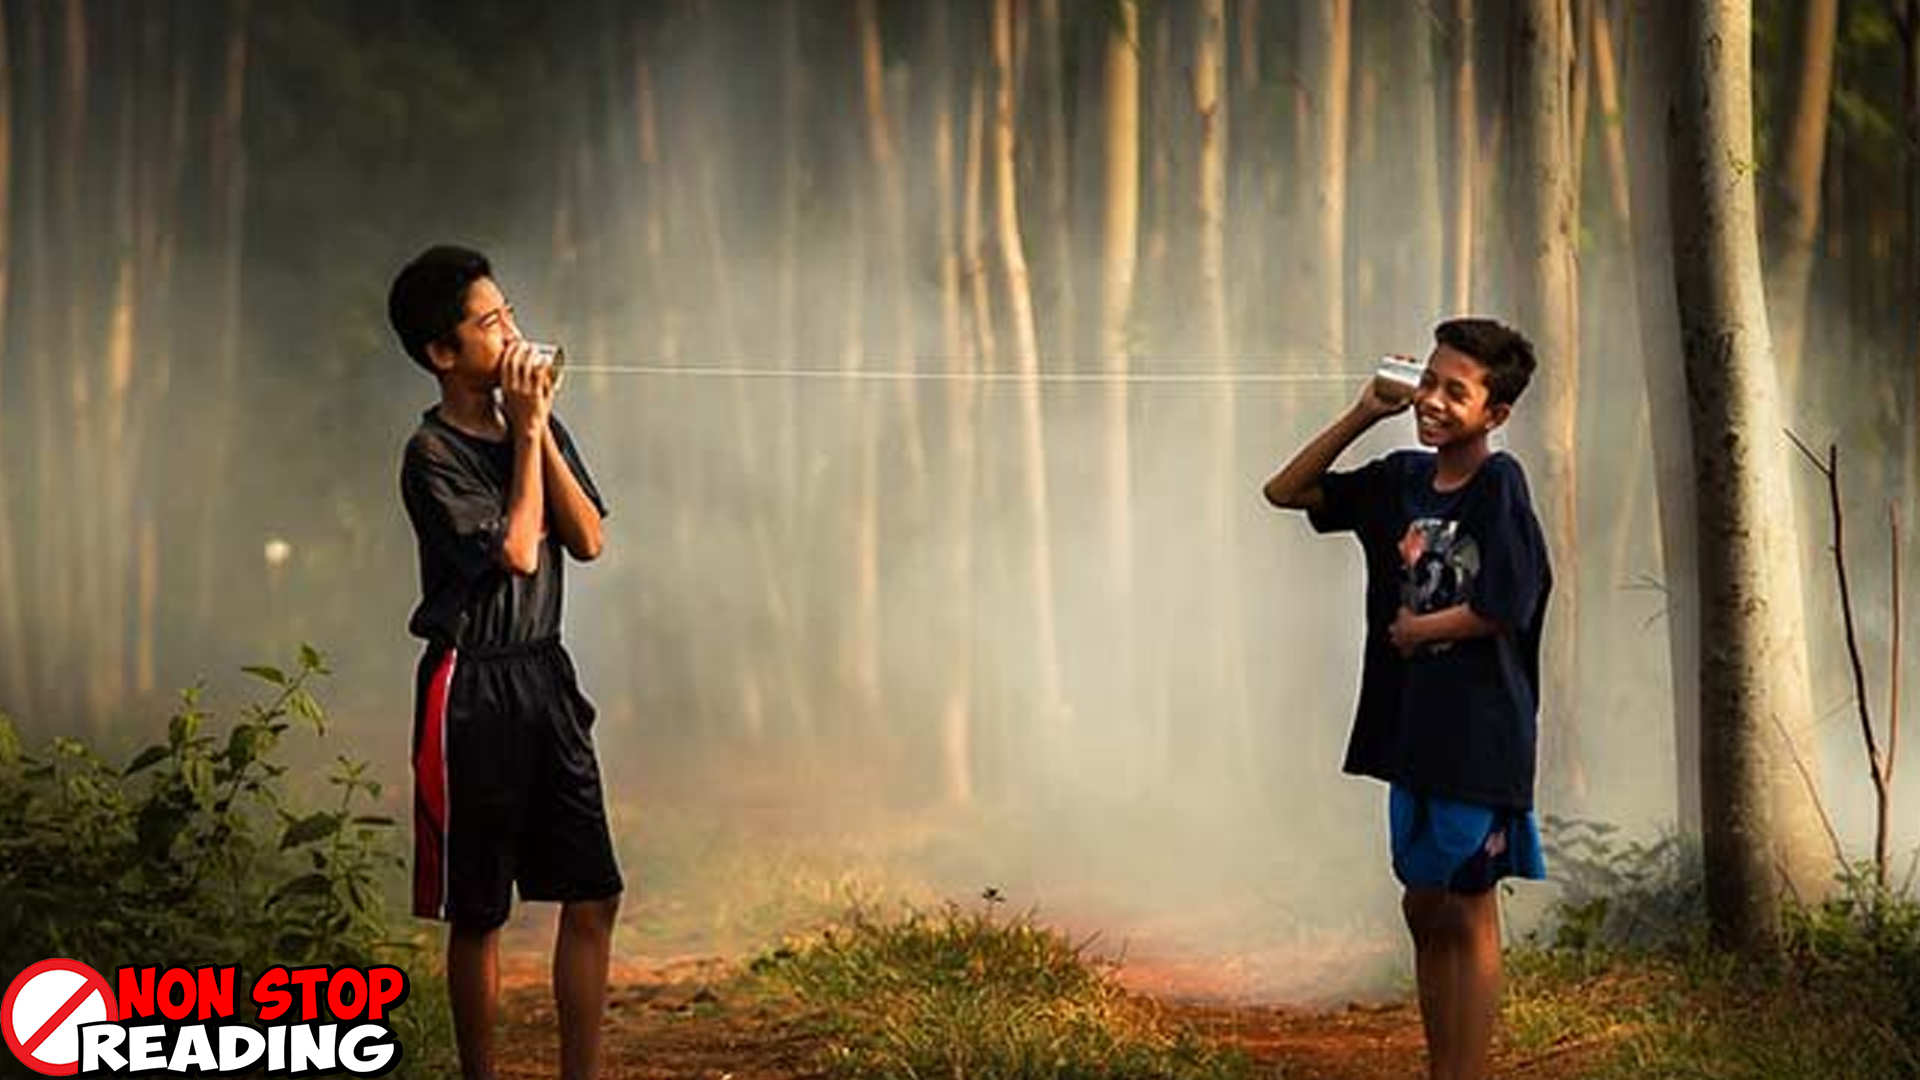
[401, 433, 506, 580]
[1467, 460, 1549, 631]
[548, 414, 609, 519]
[1307, 456, 1392, 536]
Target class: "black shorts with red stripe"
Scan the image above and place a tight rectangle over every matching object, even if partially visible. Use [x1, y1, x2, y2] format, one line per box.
[411, 635, 623, 929]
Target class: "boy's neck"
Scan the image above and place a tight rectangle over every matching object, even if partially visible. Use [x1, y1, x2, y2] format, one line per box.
[1433, 434, 1495, 490]
[435, 379, 506, 441]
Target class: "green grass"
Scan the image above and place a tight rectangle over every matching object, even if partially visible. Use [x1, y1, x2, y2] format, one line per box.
[1497, 871, 1920, 1080]
[751, 903, 1252, 1080]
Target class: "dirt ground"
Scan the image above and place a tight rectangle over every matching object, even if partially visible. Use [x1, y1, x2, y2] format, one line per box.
[489, 957, 1603, 1080]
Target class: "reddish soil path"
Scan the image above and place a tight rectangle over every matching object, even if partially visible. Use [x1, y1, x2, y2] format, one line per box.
[488, 961, 1601, 1080]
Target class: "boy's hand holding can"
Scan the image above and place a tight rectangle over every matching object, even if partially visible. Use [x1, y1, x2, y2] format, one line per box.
[1359, 354, 1424, 419]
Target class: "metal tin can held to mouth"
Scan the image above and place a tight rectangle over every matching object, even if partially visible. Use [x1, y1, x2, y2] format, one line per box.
[528, 341, 567, 376]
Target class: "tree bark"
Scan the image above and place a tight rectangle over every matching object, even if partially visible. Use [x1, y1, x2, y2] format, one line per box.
[1099, 0, 1140, 723]
[856, 0, 929, 500]
[1508, 0, 1584, 805]
[1667, 0, 1836, 950]
[992, 0, 1066, 722]
[1294, 0, 1350, 359]
[0, 0, 26, 703]
[192, 0, 250, 653]
[1763, 0, 1839, 402]
[1624, 0, 1702, 833]
[934, 2, 977, 805]
[1444, 0, 1478, 313]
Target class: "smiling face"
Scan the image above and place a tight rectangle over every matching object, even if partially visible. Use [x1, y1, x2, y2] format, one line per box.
[1413, 343, 1511, 449]
[424, 276, 522, 389]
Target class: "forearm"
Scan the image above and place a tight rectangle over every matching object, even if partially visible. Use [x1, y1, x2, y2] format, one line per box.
[1263, 403, 1382, 509]
[501, 430, 545, 575]
[1404, 603, 1502, 646]
[541, 428, 604, 560]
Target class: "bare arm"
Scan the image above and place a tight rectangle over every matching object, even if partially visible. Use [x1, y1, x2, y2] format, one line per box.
[541, 424, 604, 561]
[500, 344, 553, 576]
[1388, 602, 1504, 655]
[1262, 380, 1410, 510]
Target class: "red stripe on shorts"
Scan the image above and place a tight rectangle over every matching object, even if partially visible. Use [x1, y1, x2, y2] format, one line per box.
[413, 648, 457, 919]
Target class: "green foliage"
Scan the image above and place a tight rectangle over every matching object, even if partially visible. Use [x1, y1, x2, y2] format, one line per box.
[1509, 820, 1920, 1079]
[1535, 815, 1706, 952]
[752, 900, 1250, 1080]
[0, 647, 453, 1075]
[1783, 863, 1920, 1059]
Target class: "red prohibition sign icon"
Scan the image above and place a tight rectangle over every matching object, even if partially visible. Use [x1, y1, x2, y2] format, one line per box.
[3, 959, 119, 1076]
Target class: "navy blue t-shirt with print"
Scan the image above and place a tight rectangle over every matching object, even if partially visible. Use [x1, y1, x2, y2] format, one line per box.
[400, 410, 608, 649]
[1307, 450, 1551, 810]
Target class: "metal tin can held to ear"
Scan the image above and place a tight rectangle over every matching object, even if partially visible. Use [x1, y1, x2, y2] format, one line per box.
[1373, 354, 1424, 403]
[528, 341, 567, 376]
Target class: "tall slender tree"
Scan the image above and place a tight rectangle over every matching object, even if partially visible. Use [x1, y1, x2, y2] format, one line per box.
[992, 0, 1066, 724]
[1764, 0, 1840, 400]
[1667, 0, 1836, 949]
[1509, 0, 1584, 804]
[1294, 0, 1350, 359]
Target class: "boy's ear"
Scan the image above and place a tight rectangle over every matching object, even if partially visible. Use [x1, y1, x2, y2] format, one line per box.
[1487, 401, 1512, 430]
[424, 337, 458, 374]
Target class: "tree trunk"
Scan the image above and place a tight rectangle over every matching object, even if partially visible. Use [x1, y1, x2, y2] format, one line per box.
[1444, 0, 1477, 313]
[1194, 0, 1245, 749]
[1667, 0, 1836, 950]
[1394, 0, 1444, 327]
[1763, 0, 1839, 403]
[1099, 0, 1140, 727]
[1033, 0, 1075, 369]
[856, 0, 928, 501]
[193, 0, 250, 652]
[992, 0, 1066, 722]
[1295, 0, 1350, 359]
[0, 0, 25, 703]
[1508, 0, 1584, 806]
[1625, 0, 1702, 833]
[934, 3, 976, 805]
[1591, 0, 1631, 232]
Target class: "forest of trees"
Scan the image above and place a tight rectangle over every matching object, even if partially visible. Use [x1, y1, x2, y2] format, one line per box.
[2, 0, 1917, 949]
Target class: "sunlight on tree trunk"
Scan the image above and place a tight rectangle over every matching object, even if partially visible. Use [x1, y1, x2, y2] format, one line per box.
[992, 0, 1066, 724]
[1668, 0, 1836, 950]
[1510, 0, 1584, 808]
[1764, 0, 1839, 403]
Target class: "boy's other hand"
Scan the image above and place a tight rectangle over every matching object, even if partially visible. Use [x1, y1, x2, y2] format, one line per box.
[1388, 606, 1425, 656]
[501, 340, 555, 438]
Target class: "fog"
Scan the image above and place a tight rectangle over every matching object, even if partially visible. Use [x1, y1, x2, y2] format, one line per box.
[2, 0, 1914, 1002]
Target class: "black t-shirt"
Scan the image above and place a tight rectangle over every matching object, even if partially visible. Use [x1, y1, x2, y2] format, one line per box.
[1307, 450, 1551, 809]
[400, 409, 608, 648]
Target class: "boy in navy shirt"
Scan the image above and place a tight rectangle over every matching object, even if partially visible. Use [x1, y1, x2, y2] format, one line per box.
[1264, 318, 1551, 1080]
[390, 244, 622, 1080]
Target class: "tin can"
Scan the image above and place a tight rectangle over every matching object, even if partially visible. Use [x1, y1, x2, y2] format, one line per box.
[528, 341, 567, 376]
[1372, 354, 1423, 406]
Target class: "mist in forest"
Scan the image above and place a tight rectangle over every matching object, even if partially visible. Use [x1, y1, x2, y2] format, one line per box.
[2, 0, 1916, 999]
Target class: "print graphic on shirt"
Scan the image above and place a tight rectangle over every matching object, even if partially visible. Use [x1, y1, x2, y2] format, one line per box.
[1398, 518, 1481, 655]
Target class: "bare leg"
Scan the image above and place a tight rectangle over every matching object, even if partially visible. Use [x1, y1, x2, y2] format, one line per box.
[447, 923, 501, 1080]
[1451, 888, 1503, 1080]
[555, 894, 622, 1080]
[1404, 887, 1462, 1080]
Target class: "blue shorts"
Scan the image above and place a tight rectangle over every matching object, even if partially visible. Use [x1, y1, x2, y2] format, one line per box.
[1389, 785, 1546, 893]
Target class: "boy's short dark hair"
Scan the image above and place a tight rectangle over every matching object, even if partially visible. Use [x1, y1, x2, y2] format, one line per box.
[1434, 317, 1537, 407]
[389, 245, 493, 373]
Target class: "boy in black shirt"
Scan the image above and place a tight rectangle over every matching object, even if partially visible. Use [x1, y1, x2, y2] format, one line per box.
[1264, 319, 1551, 1080]
[390, 245, 621, 1080]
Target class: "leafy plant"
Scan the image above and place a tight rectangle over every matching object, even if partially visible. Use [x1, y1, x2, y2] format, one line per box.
[0, 646, 452, 1075]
